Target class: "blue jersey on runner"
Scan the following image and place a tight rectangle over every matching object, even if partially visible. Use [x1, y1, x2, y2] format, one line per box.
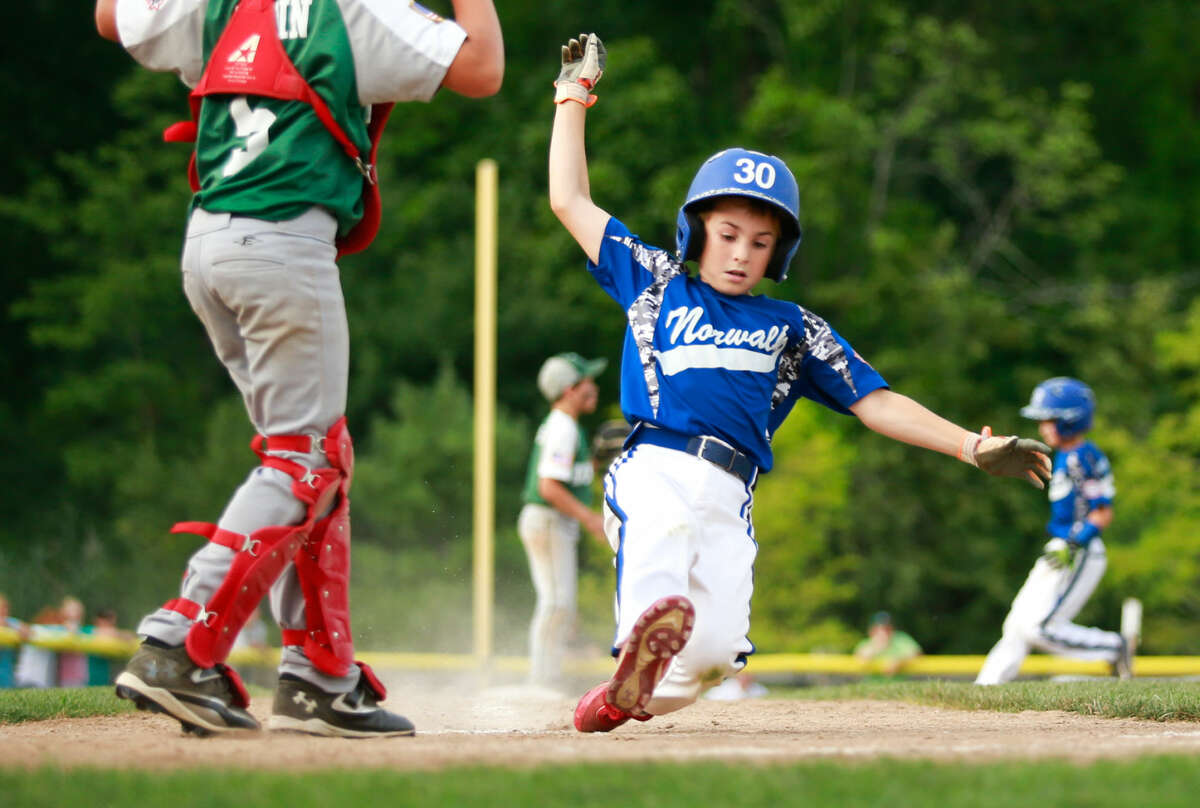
[1046, 440, 1114, 544]
[588, 217, 888, 472]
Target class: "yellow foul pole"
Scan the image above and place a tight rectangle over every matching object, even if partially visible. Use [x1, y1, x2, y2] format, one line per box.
[473, 159, 498, 668]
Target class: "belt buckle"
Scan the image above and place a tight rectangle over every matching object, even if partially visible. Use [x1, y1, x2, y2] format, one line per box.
[697, 435, 737, 472]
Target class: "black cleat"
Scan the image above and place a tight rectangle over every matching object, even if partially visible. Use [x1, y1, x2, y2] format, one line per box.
[267, 668, 415, 738]
[115, 642, 260, 734]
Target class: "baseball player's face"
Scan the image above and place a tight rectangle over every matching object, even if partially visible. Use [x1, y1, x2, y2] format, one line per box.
[566, 377, 599, 414]
[1037, 419, 1062, 448]
[696, 200, 778, 296]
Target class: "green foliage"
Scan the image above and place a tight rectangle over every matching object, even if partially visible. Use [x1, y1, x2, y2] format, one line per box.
[354, 362, 530, 550]
[350, 365, 537, 653]
[1101, 296, 1200, 652]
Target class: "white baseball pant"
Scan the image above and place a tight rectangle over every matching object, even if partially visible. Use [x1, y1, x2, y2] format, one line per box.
[517, 503, 580, 686]
[975, 538, 1123, 685]
[603, 444, 757, 715]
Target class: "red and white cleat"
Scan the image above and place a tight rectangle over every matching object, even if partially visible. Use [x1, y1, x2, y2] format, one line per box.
[573, 682, 640, 732]
[573, 595, 695, 733]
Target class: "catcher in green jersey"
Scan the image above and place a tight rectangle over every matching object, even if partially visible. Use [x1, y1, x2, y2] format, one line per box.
[94, 0, 503, 738]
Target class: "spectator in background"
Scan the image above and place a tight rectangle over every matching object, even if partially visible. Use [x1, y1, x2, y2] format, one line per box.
[0, 593, 29, 688]
[87, 608, 131, 686]
[56, 596, 90, 688]
[854, 611, 922, 676]
[14, 604, 62, 688]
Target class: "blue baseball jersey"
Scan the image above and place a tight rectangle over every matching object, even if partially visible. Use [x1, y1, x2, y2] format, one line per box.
[1046, 440, 1115, 544]
[588, 217, 888, 472]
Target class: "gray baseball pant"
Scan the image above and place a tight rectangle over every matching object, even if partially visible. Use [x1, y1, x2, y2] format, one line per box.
[136, 206, 358, 693]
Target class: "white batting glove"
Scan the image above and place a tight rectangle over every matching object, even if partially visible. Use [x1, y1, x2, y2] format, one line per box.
[554, 33, 606, 106]
[958, 426, 1053, 489]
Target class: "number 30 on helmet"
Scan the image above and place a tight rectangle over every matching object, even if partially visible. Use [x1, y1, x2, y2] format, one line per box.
[675, 148, 803, 282]
[1020, 377, 1095, 437]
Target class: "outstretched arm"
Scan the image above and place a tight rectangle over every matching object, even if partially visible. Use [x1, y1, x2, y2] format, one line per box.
[548, 34, 611, 264]
[851, 388, 1052, 488]
[441, 0, 505, 98]
[851, 389, 973, 456]
[95, 0, 118, 41]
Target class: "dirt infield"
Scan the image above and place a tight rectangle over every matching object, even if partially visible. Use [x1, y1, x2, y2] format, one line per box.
[5, 679, 1200, 770]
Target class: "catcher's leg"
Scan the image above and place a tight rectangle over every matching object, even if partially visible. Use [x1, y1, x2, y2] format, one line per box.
[120, 420, 350, 734]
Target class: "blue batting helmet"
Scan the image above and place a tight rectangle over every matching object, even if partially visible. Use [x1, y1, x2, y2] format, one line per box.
[1020, 377, 1095, 437]
[675, 148, 802, 282]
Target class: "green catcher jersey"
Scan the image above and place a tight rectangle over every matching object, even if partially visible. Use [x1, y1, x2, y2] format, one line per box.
[113, 0, 466, 233]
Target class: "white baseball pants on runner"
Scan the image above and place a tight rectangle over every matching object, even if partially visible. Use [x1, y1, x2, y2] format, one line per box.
[603, 443, 757, 715]
[975, 538, 1123, 685]
[136, 206, 358, 693]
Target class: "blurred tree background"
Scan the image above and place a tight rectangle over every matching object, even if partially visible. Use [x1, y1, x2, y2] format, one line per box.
[0, 0, 1196, 655]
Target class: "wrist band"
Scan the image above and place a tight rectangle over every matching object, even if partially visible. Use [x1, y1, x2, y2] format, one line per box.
[554, 81, 597, 107]
[1071, 521, 1101, 543]
[957, 433, 981, 467]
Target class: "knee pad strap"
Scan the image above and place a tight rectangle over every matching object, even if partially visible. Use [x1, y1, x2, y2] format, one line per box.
[164, 418, 357, 676]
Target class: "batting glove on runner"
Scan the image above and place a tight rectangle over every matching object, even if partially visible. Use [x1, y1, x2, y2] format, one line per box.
[555, 33, 606, 106]
[958, 426, 1053, 489]
[1040, 538, 1076, 570]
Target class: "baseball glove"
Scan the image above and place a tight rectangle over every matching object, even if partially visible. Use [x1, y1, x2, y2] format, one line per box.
[592, 419, 631, 469]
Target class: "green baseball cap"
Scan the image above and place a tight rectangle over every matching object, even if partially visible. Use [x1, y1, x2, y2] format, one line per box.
[537, 352, 608, 401]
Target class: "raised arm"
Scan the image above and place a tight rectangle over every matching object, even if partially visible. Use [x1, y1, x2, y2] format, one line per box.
[95, 0, 118, 41]
[440, 0, 505, 98]
[548, 34, 612, 264]
[850, 388, 1052, 488]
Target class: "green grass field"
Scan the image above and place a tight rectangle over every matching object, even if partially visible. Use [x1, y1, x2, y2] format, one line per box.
[786, 677, 1200, 720]
[5, 758, 1200, 808]
[4, 682, 1199, 808]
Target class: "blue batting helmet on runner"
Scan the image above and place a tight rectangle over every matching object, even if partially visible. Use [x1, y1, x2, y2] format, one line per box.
[1020, 377, 1095, 437]
[675, 148, 803, 282]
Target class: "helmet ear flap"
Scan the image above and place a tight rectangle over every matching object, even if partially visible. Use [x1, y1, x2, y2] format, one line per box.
[677, 210, 705, 262]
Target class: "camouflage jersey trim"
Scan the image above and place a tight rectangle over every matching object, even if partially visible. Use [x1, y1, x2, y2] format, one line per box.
[772, 308, 858, 410]
[611, 235, 687, 416]
[608, 234, 858, 421]
[1066, 451, 1089, 526]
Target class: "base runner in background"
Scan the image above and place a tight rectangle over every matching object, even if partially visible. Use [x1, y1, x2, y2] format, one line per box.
[548, 32, 1053, 733]
[93, 0, 502, 736]
[975, 378, 1134, 685]
[517, 353, 608, 689]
